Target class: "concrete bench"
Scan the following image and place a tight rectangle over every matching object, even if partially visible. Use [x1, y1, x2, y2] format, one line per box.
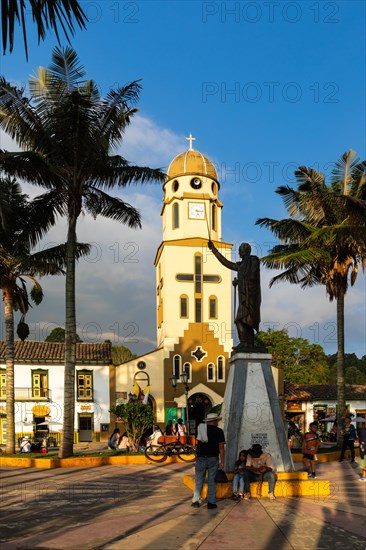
[183, 471, 331, 498]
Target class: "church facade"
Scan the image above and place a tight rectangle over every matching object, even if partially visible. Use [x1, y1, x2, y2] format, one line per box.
[115, 137, 235, 433]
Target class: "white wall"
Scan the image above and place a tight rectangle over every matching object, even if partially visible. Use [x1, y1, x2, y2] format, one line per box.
[2, 362, 111, 431]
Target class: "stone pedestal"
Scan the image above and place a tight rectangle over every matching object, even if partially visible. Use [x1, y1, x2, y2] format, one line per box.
[221, 352, 294, 472]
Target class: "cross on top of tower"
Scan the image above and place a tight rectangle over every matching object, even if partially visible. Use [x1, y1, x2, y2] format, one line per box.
[186, 133, 196, 150]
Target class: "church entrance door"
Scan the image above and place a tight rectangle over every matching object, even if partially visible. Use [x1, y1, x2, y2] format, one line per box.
[188, 393, 213, 435]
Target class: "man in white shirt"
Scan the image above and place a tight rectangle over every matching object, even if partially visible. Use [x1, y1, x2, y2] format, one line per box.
[20, 436, 32, 453]
[147, 425, 163, 445]
[244, 444, 276, 500]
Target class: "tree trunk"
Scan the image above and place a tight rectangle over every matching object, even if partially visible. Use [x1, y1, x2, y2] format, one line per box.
[336, 289, 345, 447]
[4, 286, 15, 454]
[59, 216, 77, 458]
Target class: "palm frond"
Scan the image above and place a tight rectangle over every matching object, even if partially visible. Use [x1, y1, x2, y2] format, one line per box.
[294, 166, 326, 192]
[331, 149, 360, 194]
[98, 81, 142, 146]
[2, 0, 87, 59]
[261, 247, 330, 270]
[275, 185, 301, 217]
[29, 65, 55, 101]
[95, 162, 165, 189]
[0, 77, 43, 148]
[351, 161, 366, 199]
[84, 189, 141, 228]
[256, 217, 313, 243]
[306, 223, 366, 251]
[0, 151, 64, 190]
[48, 46, 86, 91]
[29, 242, 90, 268]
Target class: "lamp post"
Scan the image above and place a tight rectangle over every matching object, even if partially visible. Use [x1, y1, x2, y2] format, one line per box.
[169, 372, 190, 435]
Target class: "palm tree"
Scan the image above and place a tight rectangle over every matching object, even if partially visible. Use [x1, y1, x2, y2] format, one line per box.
[0, 177, 67, 453]
[0, 46, 165, 457]
[2, 0, 87, 59]
[256, 150, 366, 443]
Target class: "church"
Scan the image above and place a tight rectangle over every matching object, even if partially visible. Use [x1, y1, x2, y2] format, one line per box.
[115, 136, 235, 433]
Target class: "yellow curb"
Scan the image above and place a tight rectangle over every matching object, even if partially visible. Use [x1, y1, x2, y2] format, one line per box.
[1, 449, 356, 469]
[0, 457, 59, 469]
[291, 448, 359, 462]
[224, 471, 309, 481]
[183, 474, 331, 498]
[0, 454, 190, 469]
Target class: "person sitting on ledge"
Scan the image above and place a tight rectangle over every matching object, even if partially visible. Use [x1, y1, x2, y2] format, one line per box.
[244, 444, 276, 500]
[118, 432, 130, 452]
[20, 436, 32, 453]
[108, 428, 120, 450]
[146, 424, 163, 446]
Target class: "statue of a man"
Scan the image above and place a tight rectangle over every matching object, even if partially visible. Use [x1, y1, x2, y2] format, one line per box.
[208, 241, 261, 349]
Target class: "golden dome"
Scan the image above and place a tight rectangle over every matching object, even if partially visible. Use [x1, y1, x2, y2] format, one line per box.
[167, 149, 218, 182]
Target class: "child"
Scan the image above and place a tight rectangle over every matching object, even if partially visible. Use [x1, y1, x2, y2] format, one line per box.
[232, 449, 247, 499]
[302, 422, 320, 478]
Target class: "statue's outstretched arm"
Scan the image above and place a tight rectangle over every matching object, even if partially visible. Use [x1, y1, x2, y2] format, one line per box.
[208, 240, 238, 271]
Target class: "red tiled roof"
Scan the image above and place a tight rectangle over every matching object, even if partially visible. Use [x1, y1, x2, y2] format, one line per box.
[285, 383, 366, 401]
[0, 340, 112, 364]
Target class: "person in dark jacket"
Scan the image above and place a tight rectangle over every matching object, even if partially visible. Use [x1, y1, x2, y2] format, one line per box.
[191, 412, 225, 510]
[339, 416, 356, 462]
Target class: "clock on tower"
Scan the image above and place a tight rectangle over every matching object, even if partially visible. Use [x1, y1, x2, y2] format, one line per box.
[189, 202, 205, 219]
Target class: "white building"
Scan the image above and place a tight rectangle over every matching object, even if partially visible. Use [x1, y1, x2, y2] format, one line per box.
[0, 340, 113, 444]
[285, 383, 366, 436]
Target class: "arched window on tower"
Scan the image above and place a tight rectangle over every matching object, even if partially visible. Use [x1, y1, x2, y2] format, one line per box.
[207, 363, 215, 382]
[183, 362, 192, 383]
[173, 202, 179, 229]
[209, 295, 217, 319]
[173, 355, 181, 378]
[217, 356, 225, 382]
[180, 295, 188, 318]
[211, 203, 217, 231]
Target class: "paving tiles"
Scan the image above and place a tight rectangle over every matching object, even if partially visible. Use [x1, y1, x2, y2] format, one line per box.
[0, 460, 365, 549]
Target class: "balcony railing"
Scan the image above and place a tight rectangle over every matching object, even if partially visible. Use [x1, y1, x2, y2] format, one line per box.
[0, 387, 52, 401]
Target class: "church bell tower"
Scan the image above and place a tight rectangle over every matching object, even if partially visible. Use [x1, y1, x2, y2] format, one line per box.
[155, 135, 233, 427]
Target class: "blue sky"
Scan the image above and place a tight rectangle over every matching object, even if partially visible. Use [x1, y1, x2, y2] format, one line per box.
[1, 0, 365, 358]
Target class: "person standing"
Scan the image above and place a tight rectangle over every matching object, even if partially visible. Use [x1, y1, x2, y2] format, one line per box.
[191, 412, 225, 510]
[357, 426, 366, 480]
[165, 420, 173, 436]
[339, 416, 356, 463]
[174, 418, 187, 437]
[302, 422, 320, 478]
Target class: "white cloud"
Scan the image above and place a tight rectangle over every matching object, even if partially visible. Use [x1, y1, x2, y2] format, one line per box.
[118, 115, 184, 169]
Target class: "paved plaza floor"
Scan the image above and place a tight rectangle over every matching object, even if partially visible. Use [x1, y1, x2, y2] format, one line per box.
[1, 453, 365, 549]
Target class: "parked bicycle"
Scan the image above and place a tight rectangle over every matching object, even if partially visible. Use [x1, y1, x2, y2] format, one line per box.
[145, 436, 196, 463]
